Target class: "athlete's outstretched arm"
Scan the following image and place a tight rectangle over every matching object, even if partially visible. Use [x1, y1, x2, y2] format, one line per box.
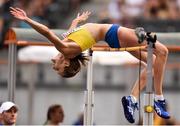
[68, 11, 91, 31]
[10, 7, 67, 51]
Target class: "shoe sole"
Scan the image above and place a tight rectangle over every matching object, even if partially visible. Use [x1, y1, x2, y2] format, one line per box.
[121, 97, 135, 123]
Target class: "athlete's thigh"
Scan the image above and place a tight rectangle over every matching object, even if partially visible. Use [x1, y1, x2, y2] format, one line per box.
[130, 50, 156, 66]
[130, 50, 147, 63]
[153, 41, 168, 56]
[118, 26, 146, 48]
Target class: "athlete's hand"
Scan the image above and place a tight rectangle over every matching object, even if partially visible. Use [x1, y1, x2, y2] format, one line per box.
[10, 7, 28, 21]
[74, 11, 91, 23]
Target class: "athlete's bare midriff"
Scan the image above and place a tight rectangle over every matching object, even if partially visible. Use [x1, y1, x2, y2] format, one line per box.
[82, 23, 113, 42]
[63, 23, 113, 58]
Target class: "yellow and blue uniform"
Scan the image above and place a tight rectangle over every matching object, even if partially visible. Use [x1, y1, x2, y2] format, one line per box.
[105, 24, 120, 48]
[67, 27, 96, 51]
[64, 24, 120, 51]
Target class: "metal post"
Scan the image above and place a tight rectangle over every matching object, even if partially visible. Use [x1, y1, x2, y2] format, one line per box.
[84, 49, 94, 125]
[27, 65, 36, 125]
[8, 43, 17, 102]
[135, 28, 156, 125]
[143, 36, 156, 125]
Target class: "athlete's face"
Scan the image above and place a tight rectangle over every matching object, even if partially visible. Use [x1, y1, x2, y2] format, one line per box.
[51, 53, 70, 76]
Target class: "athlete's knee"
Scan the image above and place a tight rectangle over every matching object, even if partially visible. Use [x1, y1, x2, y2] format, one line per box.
[155, 41, 169, 58]
[160, 45, 169, 57]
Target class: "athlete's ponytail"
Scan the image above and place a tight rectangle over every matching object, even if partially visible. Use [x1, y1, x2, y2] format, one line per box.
[62, 53, 89, 78]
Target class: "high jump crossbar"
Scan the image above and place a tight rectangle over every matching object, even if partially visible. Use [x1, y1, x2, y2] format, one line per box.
[5, 28, 180, 125]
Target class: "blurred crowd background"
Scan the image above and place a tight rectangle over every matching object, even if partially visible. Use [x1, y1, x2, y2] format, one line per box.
[1, 0, 180, 47]
[0, 0, 90, 48]
[0, 0, 180, 125]
[1, 0, 180, 44]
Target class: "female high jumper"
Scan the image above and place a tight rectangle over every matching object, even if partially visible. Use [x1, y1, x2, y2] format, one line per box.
[10, 7, 170, 123]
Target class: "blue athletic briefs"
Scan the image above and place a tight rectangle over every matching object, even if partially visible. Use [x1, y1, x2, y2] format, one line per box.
[105, 24, 120, 48]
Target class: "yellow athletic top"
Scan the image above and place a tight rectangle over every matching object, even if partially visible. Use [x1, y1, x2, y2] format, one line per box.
[67, 27, 96, 51]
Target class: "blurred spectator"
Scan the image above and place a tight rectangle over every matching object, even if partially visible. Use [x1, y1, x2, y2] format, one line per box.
[0, 0, 9, 7]
[0, 102, 2, 124]
[0, 16, 3, 46]
[0, 0, 91, 39]
[177, 0, 180, 10]
[42, 0, 60, 28]
[0, 101, 18, 125]
[119, 0, 145, 27]
[44, 104, 64, 125]
[73, 112, 83, 125]
[107, 0, 145, 27]
[144, 0, 178, 20]
[169, 0, 180, 19]
[0, 113, 1, 125]
[123, 0, 145, 18]
[11, 0, 90, 29]
[0, 0, 14, 48]
[107, 0, 124, 23]
[14, 0, 30, 9]
[17, 0, 49, 28]
[70, 0, 81, 10]
[106, 0, 180, 27]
